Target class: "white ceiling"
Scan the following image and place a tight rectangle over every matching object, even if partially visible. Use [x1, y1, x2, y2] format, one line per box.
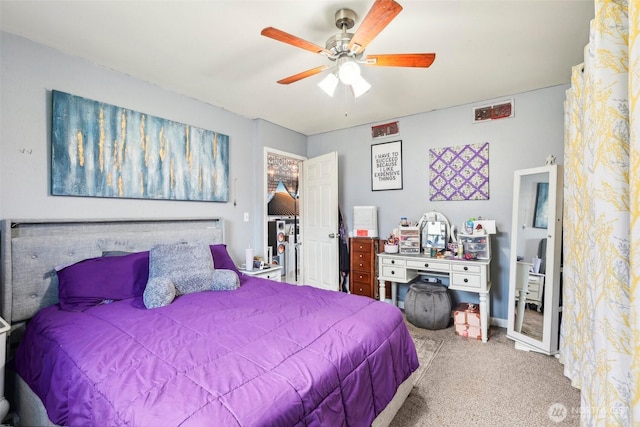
[0, 0, 594, 136]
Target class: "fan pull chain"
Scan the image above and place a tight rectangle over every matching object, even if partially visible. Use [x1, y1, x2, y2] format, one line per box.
[343, 84, 349, 117]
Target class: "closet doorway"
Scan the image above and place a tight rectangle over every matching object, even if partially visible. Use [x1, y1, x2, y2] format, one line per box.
[263, 149, 340, 291]
[264, 149, 305, 284]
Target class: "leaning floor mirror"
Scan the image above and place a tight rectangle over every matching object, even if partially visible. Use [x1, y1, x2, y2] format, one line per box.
[507, 164, 563, 355]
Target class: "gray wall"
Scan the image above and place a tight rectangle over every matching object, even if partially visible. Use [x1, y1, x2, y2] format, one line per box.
[307, 86, 567, 320]
[253, 119, 307, 255]
[0, 33, 304, 262]
[1, 31, 568, 321]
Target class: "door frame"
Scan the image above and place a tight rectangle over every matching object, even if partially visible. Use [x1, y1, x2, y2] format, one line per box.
[263, 147, 307, 283]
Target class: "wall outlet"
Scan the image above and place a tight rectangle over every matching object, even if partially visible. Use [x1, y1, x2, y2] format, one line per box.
[243, 212, 249, 222]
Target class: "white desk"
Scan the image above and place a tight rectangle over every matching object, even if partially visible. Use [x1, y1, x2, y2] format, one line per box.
[377, 253, 492, 342]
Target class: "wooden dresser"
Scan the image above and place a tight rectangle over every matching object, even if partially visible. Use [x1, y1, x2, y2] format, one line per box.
[350, 237, 389, 299]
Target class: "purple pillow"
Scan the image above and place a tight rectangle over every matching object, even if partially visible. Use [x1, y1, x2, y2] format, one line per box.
[209, 244, 239, 273]
[57, 251, 150, 312]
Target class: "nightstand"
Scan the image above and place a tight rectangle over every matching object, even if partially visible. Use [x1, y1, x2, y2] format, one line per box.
[238, 265, 283, 282]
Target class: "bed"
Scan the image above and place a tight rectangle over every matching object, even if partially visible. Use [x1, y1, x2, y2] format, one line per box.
[0, 218, 418, 426]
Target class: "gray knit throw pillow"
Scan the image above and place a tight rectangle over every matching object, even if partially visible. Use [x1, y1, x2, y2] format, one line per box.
[211, 269, 240, 291]
[143, 242, 215, 308]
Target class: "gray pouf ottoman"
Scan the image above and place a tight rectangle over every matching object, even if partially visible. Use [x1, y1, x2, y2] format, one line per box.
[404, 282, 452, 330]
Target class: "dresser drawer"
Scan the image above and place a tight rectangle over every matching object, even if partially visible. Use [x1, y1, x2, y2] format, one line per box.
[351, 281, 373, 297]
[407, 259, 449, 273]
[351, 240, 374, 252]
[263, 271, 281, 281]
[350, 252, 372, 271]
[451, 272, 481, 288]
[381, 265, 407, 281]
[351, 271, 371, 284]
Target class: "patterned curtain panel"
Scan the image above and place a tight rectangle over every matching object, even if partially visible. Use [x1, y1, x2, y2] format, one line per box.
[561, 1, 639, 425]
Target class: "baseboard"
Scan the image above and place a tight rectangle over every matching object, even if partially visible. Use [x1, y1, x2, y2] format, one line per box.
[490, 317, 508, 328]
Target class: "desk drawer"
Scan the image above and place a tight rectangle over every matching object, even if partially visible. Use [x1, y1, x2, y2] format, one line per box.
[451, 264, 482, 274]
[407, 259, 449, 273]
[381, 257, 406, 267]
[451, 272, 481, 288]
[381, 266, 407, 281]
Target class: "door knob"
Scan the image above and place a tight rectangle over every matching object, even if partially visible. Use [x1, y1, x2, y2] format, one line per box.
[328, 233, 336, 238]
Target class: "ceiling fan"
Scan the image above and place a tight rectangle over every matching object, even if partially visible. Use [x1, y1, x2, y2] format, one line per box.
[261, 0, 436, 97]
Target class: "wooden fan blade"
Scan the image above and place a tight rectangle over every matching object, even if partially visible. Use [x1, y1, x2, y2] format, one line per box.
[261, 27, 332, 56]
[347, 0, 403, 54]
[277, 65, 329, 85]
[365, 53, 436, 68]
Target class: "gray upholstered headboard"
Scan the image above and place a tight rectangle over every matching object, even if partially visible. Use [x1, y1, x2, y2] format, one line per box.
[0, 218, 224, 331]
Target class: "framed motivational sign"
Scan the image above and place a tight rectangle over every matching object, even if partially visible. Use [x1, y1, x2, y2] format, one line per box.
[371, 140, 403, 191]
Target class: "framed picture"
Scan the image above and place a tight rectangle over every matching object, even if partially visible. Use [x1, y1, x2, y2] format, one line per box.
[51, 90, 229, 201]
[371, 121, 400, 139]
[472, 99, 514, 123]
[533, 182, 549, 228]
[371, 140, 403, 191]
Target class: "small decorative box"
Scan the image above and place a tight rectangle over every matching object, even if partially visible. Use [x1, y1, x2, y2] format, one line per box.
[454, 323, 482, 340]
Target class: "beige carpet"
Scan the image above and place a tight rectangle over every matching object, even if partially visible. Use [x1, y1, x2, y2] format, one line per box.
[408, 335, 445, 386]
[391, 319, 581, 426]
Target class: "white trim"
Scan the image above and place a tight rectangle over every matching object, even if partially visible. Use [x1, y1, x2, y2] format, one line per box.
[262, 148, 307, 281]
[490, 317, 508, 328]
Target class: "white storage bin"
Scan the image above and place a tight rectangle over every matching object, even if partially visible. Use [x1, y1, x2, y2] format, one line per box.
[399, 226, 421, 254]
[459, 233, 491, 259]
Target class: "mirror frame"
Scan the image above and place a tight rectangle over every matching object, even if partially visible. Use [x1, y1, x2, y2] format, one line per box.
[418, 211, 450, 251]
[507, 165, 563, 355]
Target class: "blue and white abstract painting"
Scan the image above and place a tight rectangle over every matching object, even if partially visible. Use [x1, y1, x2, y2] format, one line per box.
[51, 90, 229, 202]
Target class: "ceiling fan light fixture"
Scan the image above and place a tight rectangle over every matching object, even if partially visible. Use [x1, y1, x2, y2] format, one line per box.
[263, 0, 437, 100]
[338, 60, 360, 85]
[350, 74, 371, 98]
[318, 72, 339, 97]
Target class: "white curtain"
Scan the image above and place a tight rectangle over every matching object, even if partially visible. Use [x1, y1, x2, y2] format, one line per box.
[561, 0, 638, 425]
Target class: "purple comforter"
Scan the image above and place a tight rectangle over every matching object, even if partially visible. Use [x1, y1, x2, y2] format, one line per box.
[15, 276, 418, 426]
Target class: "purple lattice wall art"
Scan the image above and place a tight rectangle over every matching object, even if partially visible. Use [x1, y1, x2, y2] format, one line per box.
[429, 142, 489, 201]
